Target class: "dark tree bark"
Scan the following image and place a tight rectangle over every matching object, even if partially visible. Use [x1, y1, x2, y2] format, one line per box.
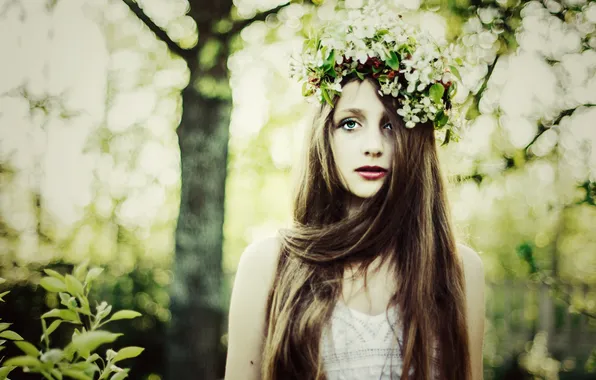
[122, 1, 293, 379]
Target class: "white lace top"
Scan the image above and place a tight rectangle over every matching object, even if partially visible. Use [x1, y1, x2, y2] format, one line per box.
[321, 301, 437, 380]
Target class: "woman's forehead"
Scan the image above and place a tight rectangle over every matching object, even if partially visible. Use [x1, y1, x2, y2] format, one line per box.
[334, 80, 389, 121]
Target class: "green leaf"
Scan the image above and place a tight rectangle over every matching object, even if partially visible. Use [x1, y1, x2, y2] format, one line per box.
[40, 320, 62, 342]
[386, 51, 400, 70]
[355, 71, 365, 80]
[437, 111, 449, 128]
[109, 369, 130, 380]
[62, 369, 92, 380]
[398, 43, 412, 55]
[441, 129, 451, 146]
[435, 110, 445, 123]
[517, 242, 538, 274]
[449, 65, 462, 82]
[42, 309, 80, 323]
[73, 259, 90, 282]
[0, 323, 11, 333]
[84, 268, 103, 285]
[0, 278, 5, 285]
[3, 355, 42, 368]
[0, 365, 16, 380]
[0, 330, 23, 340]
[86, 353, 100, 363]
[108, 310, 142, 322]
[44, 269, 65, 282]
[301, 82, 309, 97]
[40, 277, 67, 293]
[77, 297, 92, 316]
[14, 341, 39, 357]
[321, 88, 333, 107]
[65, 275, 85, 297]
[40, 348, 64, 363]
[71, 331, 123, 358]
[112, 346, 144, 364]
[63, 342, 75, 362]
[447, 81, 457, 97]
[59, 292, 72, 306]
[429, 83, 445, 104]
[371, 65, 383, 74]
[51, 368, 63, 380]
[0, 291, 9, 302]
[68, 361, 99, 373]
[323, 49, 335, 71]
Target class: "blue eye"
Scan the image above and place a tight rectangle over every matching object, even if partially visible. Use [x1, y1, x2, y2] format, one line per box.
[383, 123, 393, 130]
[339, 118, 359, 131]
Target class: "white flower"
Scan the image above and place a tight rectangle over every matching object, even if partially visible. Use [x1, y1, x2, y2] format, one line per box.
[404, 70, 419, 82]
[397, 102, 412, 117]
[348, 10, 361, 21]
[314, 50, 324, 67]
[356, 50, 369, 64]
[293, 1, 464, 144]
[328, 79, 343, 92]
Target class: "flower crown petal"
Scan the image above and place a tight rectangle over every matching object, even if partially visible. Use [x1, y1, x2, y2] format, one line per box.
[288, 2, 466, 145]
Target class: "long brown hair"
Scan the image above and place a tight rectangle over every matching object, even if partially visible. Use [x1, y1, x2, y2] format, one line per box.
[261, 77, 471, 380]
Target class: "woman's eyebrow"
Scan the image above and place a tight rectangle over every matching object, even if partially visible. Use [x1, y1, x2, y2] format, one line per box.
[335, 107, 390, 124]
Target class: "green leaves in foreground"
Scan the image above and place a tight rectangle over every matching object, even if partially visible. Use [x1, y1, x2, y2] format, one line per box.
[0, 262, 144, 380]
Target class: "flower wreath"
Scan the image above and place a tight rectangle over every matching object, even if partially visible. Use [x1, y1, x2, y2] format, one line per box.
[289, 1, 467, 145]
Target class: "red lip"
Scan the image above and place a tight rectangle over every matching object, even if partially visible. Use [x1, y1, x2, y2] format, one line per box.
[355, 166, 388, 172]
[355, 166, 388, 180]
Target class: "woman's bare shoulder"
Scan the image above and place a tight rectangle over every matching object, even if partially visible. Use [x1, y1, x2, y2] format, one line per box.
[224, 234, 283, 380]
[456, 242, 483, 271]
[237, 234, 283, 279]
[232, 234, 283, 309]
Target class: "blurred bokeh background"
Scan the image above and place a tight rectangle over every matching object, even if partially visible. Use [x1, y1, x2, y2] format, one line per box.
[0, 0, 595, 379]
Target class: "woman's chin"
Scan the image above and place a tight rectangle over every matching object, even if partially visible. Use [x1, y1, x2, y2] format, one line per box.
[348, 184, 384, 199]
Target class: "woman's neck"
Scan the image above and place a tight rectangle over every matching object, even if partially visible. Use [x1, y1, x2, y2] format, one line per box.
[345, 195, 366, 218]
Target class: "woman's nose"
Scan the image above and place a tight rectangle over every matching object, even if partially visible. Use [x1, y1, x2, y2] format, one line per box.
[361, 128, 384, 157]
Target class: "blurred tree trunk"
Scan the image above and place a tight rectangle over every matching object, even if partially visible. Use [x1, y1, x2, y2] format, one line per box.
[169, 2, 235, 377]
[124, 1, 232, 378]
[123, 1, 292, 378]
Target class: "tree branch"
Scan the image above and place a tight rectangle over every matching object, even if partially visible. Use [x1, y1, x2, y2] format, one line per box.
[122, 0, 195, 60]
[524, 103, 596, 153]
[224, 2, 291, 38]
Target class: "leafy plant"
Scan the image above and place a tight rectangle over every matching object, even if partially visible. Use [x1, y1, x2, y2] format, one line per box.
[517, 242, 595, 374]
[0, 261, 144, 380]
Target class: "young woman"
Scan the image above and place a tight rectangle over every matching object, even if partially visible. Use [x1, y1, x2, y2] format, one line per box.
[225, 4, 485, 380]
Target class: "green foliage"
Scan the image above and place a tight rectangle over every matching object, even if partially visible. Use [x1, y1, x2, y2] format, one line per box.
[429, 83, 445, 104]
[386, 51, 400, 71]
[517, 242, 596, 373]
[577, 180, 596, 206]
[0, 261, 144, 380]
[516, 242, 538, 275]
[586, 349, 596, 373]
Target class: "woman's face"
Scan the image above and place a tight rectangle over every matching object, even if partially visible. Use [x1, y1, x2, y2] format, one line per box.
[330, 79, 395, 199]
